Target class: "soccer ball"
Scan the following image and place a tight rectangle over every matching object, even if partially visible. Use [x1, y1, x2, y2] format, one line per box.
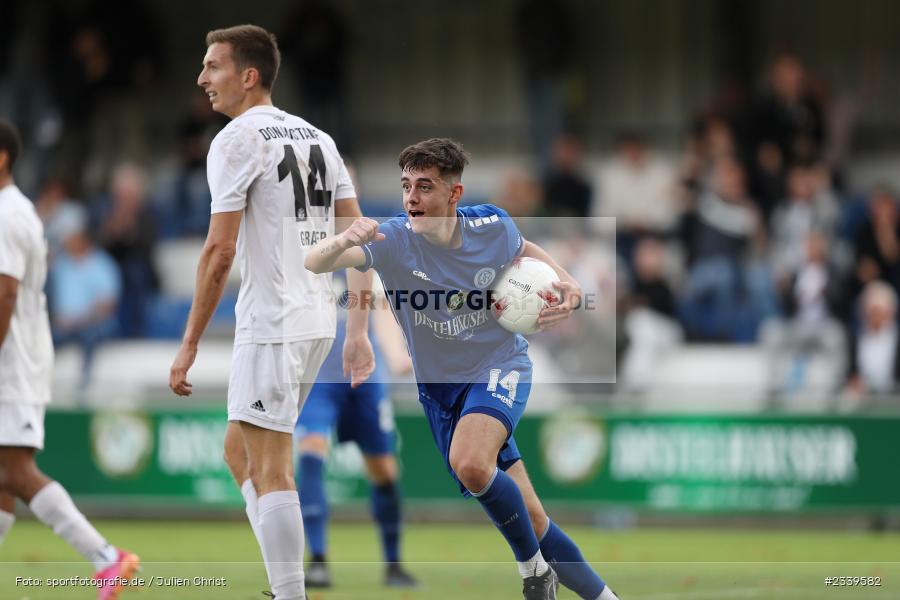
[491, 257, 560, 334]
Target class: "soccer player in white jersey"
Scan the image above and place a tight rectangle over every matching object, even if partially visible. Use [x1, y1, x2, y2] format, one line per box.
[0, 120, 139, 600]
[168, 25, 375, 600]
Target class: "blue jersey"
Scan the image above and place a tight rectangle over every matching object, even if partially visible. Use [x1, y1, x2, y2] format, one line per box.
[358, 204, 530, 404]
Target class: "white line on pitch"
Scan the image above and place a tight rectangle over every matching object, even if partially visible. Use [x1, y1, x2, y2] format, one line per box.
[630, 588, 808, 600]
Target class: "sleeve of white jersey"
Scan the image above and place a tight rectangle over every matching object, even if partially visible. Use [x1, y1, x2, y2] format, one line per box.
[0, 216, 26, 281]
[319, 130, 355, 201]
[208, 125, 264, 214]
[333, 158, 356, 201]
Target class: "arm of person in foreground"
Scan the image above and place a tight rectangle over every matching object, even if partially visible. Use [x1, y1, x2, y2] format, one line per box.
[169, 210, 242, 396]
[0, 274, 17, 346]
[335, 199, 378, 387]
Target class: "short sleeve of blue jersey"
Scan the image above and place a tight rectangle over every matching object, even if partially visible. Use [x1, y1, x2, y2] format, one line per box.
[356, 216, 407, 272]
[465, 204, 524, 262]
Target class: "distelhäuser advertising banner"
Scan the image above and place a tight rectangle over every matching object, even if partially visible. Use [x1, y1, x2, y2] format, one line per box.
[41, 409, 900, 512]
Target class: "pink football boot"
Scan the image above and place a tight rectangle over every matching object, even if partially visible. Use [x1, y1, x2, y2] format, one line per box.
[94, 549, 141, 600]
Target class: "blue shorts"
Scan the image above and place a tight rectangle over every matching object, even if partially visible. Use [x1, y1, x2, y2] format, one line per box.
[295, 381, 395, 456]
[419, 365, 532, 497]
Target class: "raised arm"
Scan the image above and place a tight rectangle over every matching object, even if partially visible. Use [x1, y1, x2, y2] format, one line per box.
[304, 216, 383, 274]
[169, 210, 242, 396]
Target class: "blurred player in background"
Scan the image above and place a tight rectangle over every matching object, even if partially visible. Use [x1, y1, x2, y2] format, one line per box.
[295, 272, 418, 588]
[0, 119, 139, 600]
[305, 138, 619, 600]
[168, 25, 374, 600]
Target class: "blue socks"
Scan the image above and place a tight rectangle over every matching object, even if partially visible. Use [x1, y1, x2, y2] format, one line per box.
[470, 468, 540, 562]
[296, 453, 328, 558]
[370, 482, 401, 563]
[539, 518, 606, 599]
[298, 453, 405, 564]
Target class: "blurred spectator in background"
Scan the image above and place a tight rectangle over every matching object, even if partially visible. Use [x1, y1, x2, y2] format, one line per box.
[748, 53, 824, 220]
[849, 186, 900, 304]
[0, 5, 61, 191]
[280, 0, 352, 154]
[95, 164, 159, 337]
[494, 168, 543, 219]
[34, 176, 83, 258]
[541, 134, 592, 220]
[493, 168, 545, 242]
[619, 238, 683, 392]
[159, 92, 224, 237]
[846, 281, 899, 398]
[0, 4, 20, 119]
[46, 0, 163, 192]
[515, 0, 575, 170]
[679, 157, 775, 340]
[680, 115, 743, 206]
[533, 233, 619, 388]
[751, 52, 825, 167]
[761, 231, 846, 395]
[769, 162, 840, 280]
[596, 131, 678, 265]
[50, 212, 120, 391]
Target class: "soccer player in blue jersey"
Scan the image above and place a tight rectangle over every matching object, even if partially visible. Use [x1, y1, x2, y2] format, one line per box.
[305, 138, 619, 600]
[294, 273, 418, 589]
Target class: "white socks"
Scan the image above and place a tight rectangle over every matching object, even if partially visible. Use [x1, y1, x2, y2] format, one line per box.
[258, 490, 305, 600]
[598, 586, 621, 600]
[241, 479, 272, 580]
[0, 509, 14, 544]
[517, 548, 550, 579]
[28, 482, 117, 571]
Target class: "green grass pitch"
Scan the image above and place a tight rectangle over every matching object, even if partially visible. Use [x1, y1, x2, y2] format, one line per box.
[0, 520, 898, 598]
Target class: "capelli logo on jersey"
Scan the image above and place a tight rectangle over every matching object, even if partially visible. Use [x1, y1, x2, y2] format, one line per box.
[412, 270, 431, 281]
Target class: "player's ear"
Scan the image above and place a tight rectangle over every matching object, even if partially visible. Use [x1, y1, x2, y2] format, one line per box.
[243, 67, 259, 90]
[449, 183, 463, 205]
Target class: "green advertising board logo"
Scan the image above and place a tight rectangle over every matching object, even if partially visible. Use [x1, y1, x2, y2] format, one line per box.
[540, 417, 606, 485]
[609, 423, 858, 484]
[91, 412, 153, 479]
[607, 422, 860, 511]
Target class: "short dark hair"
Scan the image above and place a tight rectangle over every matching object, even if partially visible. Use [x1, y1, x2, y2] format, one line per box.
[206, 25, 281, 91]
[0, 119, 21, 171]
[398, 138, 470, 181]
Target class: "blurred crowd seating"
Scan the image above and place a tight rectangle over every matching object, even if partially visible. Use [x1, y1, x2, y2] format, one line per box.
[3, 3, 898, 409]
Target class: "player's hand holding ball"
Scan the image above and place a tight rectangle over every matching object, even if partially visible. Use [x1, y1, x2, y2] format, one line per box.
[341, 217, 385, 249]
[538, 280, 582, 331]
[492, 258, 581, 334]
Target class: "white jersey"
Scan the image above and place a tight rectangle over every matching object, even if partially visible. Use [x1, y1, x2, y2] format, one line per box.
[0, 184, 53, 405]
[207, 105, 355, 343]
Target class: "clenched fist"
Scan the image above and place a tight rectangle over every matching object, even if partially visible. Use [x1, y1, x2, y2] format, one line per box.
[340, 217, 385, 249]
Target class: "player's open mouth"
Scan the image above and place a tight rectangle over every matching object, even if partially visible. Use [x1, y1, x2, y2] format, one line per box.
[408, 210, 424, 218]
[207, 92, 218, 101]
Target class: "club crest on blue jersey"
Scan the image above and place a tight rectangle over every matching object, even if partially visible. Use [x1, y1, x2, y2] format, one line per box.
[474, 267, 496, 288]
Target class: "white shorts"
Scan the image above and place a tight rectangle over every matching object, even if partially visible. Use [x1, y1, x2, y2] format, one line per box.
[0, 403, 46, 449]
[227, 339, 333, 433]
